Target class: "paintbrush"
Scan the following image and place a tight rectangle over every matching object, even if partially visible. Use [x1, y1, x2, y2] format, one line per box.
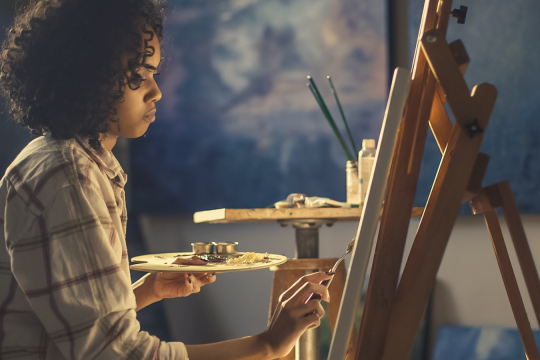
[327, 76, 358, 158]
[307, 76, 354, 162]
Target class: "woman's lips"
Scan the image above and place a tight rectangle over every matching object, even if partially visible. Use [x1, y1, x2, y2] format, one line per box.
[143, 108, 156, 123]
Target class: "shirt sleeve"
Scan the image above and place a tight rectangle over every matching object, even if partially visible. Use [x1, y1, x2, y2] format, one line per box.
[9, 182, 188, 360]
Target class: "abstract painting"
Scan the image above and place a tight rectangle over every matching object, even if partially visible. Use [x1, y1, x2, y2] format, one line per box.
[130, 0, 388, 213]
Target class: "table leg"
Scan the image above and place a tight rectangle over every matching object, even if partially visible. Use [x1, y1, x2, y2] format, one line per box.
[295, 227, 319, 258]
[294, 224, 321, 360]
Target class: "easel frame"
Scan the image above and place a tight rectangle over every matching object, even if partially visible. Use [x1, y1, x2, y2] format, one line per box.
[328, 0, 540, 359]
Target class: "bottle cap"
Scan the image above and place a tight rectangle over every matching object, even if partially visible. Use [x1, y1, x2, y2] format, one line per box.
[362, 139, 376, 149]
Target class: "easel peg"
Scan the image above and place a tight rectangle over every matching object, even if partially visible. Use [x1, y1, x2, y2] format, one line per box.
[464, 118, 484, 138]
[452, 5, 468, 24]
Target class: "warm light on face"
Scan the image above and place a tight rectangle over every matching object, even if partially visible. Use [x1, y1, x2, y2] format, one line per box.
[111, 29, 162, 140]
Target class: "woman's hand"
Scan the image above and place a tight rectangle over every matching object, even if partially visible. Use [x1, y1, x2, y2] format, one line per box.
[134, 256, 216, 311]
[184, 271, 333, 360]
[152, 256, 217, 299]
[261, 272, 333, 358]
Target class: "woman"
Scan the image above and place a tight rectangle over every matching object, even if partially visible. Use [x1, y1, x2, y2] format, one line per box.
[0, 0, 331, 359]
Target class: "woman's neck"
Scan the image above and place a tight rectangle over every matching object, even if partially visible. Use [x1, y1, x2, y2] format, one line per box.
[100, 134, 118, 151]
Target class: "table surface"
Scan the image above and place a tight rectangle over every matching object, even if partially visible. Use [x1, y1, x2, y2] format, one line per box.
[193, 207, 424, 224]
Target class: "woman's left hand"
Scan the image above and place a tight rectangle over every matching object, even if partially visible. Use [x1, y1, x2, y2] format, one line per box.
[152, 256, 217, 299]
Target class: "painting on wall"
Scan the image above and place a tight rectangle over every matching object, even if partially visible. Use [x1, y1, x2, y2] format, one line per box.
[130, 0, 388, 214]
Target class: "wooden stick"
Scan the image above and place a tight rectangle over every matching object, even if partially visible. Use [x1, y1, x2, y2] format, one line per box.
[483, 209, 540, 359]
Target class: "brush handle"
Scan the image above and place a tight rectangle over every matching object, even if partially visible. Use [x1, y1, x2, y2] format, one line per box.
[328, 76, 359, 157]
[307, 77, 355, 161]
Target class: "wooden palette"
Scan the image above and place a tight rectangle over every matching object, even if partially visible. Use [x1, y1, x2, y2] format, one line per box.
[130, 252, 288, 273]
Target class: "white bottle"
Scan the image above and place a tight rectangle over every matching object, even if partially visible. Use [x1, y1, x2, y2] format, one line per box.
[358, 139, 376, 206]
[346, 160, 359, 204]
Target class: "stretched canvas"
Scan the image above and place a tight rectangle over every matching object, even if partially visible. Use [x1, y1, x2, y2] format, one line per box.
[327, 67, 410, 360]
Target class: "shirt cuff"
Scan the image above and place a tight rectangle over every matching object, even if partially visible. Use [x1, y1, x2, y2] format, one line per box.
[159, 340, 189, 360]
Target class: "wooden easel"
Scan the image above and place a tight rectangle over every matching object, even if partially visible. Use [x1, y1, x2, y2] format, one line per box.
[352, 0, 540, 359]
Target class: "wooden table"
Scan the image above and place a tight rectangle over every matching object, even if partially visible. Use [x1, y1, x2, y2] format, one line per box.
[193, 207, 423, 360]
[194, 207, 423, 224]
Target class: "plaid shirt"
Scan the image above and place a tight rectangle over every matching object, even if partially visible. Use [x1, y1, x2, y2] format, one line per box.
[0, 136, 188, 359]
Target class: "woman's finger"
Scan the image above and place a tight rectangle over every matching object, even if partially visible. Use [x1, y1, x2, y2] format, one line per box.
[157, 271, 187, 281]
[287, 294, 326, 320]
[307, 315, 322, 329]
[288, 281, 330, 304]
[300, 301, 325, 329]
[279, 272, 332, 302]
[193, 272, 217, 285]
[303, 298, 325, 318]
[177, 274, 192, 297]
[301, 311, 323, 330]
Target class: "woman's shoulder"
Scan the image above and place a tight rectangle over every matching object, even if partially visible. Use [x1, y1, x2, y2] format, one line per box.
[1, 136, 105, 213]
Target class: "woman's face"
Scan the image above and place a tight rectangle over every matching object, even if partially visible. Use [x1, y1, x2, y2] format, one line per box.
[111, 30, 162, 139]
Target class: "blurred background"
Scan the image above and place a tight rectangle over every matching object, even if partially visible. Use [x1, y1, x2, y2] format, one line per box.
[1, 0, 539, 359]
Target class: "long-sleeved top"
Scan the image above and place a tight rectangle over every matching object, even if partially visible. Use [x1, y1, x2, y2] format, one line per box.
[0, 136, 188, 359]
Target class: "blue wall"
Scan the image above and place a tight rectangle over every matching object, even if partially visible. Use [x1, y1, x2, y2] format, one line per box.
[409, 0, 540, 214]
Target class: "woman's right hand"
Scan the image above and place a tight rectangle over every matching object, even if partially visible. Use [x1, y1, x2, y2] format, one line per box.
[261, 272, 333, 358]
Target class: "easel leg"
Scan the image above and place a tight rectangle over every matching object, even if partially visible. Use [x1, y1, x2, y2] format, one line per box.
[327, 262, 346, 333]
[380, 79, 496, 359]
[326, 262, 357, 360]
[483, 209, 540, 359]
[499, 181, 540, 327]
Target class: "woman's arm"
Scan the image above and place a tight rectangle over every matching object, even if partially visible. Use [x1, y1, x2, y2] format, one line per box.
[133, 273, 161, 311]
[185, 334, 273, 360]
[186, 272, 332, 360]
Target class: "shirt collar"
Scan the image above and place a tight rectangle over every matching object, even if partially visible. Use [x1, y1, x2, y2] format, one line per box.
[75, 137, 127, 187]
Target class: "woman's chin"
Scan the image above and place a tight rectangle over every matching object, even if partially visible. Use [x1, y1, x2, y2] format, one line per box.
[124, 125, 151, 139]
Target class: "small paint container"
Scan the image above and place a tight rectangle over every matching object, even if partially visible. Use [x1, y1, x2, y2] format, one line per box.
[214, 242, 238, 255]
[191, 242, 214, 254]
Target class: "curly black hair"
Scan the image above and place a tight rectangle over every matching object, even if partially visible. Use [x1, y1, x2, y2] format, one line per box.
[0, 0, 164, 150]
